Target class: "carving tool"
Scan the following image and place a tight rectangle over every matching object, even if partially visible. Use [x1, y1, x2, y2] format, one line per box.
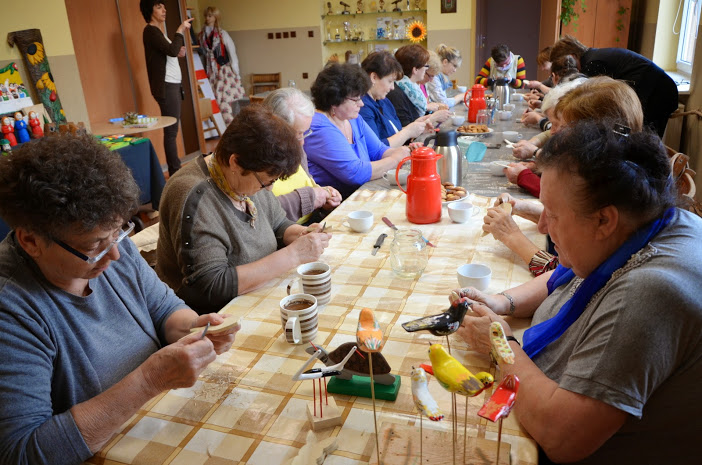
[503, 139, 515, 148]
[199, 322, 210, 340]
[382, 216, 435, 247]
[371, 233, 387, 255]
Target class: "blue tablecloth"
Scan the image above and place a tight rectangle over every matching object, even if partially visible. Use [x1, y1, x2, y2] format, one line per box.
[0, 140, 165, 240]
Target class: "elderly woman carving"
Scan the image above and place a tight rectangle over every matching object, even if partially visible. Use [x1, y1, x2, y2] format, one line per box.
[454, 121, 702, 464]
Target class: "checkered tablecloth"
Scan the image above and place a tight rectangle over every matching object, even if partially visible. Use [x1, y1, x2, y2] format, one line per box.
[92, 189, 545, 465]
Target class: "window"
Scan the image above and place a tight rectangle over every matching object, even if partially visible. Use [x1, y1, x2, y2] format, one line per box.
[676, 0, 701, 74]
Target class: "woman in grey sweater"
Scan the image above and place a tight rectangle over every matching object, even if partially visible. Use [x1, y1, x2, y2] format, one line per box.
[157, 105, 332, 314]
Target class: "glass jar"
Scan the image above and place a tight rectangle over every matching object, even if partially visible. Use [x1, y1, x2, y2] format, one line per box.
[390, 229, 428, 278]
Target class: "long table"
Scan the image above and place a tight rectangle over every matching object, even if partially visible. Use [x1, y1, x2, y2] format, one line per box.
[365, 91, 542, 199]
[93, 189, 544, 465]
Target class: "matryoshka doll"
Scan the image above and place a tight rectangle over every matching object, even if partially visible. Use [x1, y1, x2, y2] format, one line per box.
[28, 111, 43, 138]
[14, 111, 30, 144]
[1, 116, 17, 146]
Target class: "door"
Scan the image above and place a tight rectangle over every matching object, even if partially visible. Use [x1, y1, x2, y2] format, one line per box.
[474, 0, 542, 84]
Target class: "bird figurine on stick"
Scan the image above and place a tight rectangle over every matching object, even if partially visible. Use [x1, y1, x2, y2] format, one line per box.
[422, 344, 494, 397]
[402, 300, 470, 336]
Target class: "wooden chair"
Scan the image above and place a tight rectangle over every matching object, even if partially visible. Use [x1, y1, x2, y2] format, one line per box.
[198, 98, 221, 137]
[250, 72, 281, 95]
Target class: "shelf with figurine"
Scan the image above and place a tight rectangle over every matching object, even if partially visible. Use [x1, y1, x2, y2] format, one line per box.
[322, 9, 426, 18]
[323, 37, 425, 45]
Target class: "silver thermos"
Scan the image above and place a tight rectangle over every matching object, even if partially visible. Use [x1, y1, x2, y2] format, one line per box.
[423, 129, 461, 186]
[492, 78, 511, 110]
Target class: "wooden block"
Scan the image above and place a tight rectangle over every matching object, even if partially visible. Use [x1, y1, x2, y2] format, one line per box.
[368, 422, 511, 465]
[306, 395, 343, 431]
[189, 317, 241, 335]
[327, 375, 401, 401]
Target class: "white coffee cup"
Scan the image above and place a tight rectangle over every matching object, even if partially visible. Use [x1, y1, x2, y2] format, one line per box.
[288, 262, 332, 305]
[383, 168, 410, 187]
[280, 293, 318, 344]
[451, 114, 465, 126]
[511, 93, 525, 102]
[448, 202, 475, 223]
[503, 131, 522, 143]
[502, 103, 516, 112]
[457, 263, 492, 291]
[343, 210, 374, 233]
[499, 110, 512, 121]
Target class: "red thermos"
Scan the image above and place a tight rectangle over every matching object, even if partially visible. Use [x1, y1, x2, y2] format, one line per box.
[464, 84, 487, 123]
[396, 146, 443, 224]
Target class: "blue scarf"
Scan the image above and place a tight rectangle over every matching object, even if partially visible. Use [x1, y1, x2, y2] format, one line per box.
[395, 75, 427, 116]
[522, 208, 676, 359]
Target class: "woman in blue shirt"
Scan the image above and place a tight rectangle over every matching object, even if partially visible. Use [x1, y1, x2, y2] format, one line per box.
[304, 63, 409, 199]
[359, 51, 433, 147]
[426, 44, 467, 108]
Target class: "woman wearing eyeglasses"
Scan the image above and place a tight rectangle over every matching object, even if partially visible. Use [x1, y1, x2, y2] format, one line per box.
[426, 44, 467, 108]
[263, 88, 342, 224]
[386, 44, 450, 128]
[303, 63, 410, 198]
[0, 134, 240, 462]
[157, 105, 331, 313]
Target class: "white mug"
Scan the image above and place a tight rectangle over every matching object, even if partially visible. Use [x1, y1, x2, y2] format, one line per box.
[288, 262, 332, 305]
[457, 263, 492, 291]
[503, 131, 523, 142]
[280, 294, 318, 344]
[499, 110, 513, 121]
[343, 210, 374, 233]
[447, 202, 475, 223]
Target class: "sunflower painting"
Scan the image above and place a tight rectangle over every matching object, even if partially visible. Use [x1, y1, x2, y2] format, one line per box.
[7, 29, 67, 124]
[406, 21, 427, 43]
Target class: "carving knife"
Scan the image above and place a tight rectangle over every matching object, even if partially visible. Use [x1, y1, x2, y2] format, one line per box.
[382, 217, 435, 248]
[372, 233, 387, 255]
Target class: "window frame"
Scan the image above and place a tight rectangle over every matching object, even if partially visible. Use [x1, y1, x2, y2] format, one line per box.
[676, 0, 701, 75]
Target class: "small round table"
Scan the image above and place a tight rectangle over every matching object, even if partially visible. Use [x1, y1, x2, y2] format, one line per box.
[90, 116, 177, 136]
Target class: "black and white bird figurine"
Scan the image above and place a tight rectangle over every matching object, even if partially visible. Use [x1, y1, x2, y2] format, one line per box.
[401, 300, 471, 336]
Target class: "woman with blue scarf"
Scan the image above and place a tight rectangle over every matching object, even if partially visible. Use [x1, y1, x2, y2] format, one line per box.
[452, 121, 702, 464]
[386, 44, 450, 128]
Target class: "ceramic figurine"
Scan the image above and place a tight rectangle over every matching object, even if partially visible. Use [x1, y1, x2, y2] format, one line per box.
[379, 0, 385, 12]
[423, 344, 494, 397]
[411, 366, 444, 421]
[1, 116, 17, 146]
[356, 0, 363, 13]
[1, 139, 11, 155]
[478, 374, 520, 465]
[414, 0, 421, 9]
[357, 308, 383, 352]
[13, 112, 30, 143]
[305, 342, 396, 385]
[402, 300, 470, 336]
[392, 0, 402, 11]
[340, 0, 350, 14]
[489, 321, 515, 365]
[293, 346, 357, 381]
[327, 1, 333, 14]
[28, 111, 43, 138]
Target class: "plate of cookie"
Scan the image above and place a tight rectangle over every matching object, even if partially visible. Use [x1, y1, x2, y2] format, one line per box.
[457, 124, 493, 136]
[441, 182, 468, 204]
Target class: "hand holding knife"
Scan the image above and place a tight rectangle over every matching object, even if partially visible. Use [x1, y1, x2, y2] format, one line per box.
[372, 233, 387, 255]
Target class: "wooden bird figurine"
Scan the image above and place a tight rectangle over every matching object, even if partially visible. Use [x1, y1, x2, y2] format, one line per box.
[402, 300, 470, 336]
[410, 366, 444, 421]
[489, 321, 515, 365]
[424, 344, 494, 397]
[478, 374, 520, 422]
[305, 342, 396, 385]
[357, 308, 383, 352]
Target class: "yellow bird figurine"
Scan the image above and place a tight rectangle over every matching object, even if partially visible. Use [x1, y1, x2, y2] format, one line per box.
[426, 344, 494, 397]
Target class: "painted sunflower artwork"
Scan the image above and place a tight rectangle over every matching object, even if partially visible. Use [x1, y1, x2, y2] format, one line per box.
[7, 29, 67, 124]
[406, 21, 427, 43]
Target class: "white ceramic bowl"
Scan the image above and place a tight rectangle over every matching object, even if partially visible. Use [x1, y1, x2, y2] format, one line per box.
[451, 115, 465, 126]
[448, 202, 474, 223]
[456, 85, 468, 93]
[502, 103, 516, 112]
[457, 263, 492, 291]
[489, 161, 508, 176]
[383, 168, 409, 186]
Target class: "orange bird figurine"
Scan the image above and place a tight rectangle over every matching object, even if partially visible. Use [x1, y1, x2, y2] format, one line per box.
[356, 308, 383, 352]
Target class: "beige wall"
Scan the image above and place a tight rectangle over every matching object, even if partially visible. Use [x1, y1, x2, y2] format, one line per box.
[208, 0, 321, 30]
[428, 0, 473, 84]
[0, 0, 89, 124]
[653, 0, 678, 69]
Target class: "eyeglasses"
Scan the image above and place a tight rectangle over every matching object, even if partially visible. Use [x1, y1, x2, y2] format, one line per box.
[253, 171, 279, 189]
[53, 221, 135, 264]
[346, 96, 363, 105]
[426, 72, 436, 80]
[297, 128, 313, 141]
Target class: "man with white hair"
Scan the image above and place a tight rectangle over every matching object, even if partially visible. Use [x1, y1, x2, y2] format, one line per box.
[263, 88, 342, 224]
